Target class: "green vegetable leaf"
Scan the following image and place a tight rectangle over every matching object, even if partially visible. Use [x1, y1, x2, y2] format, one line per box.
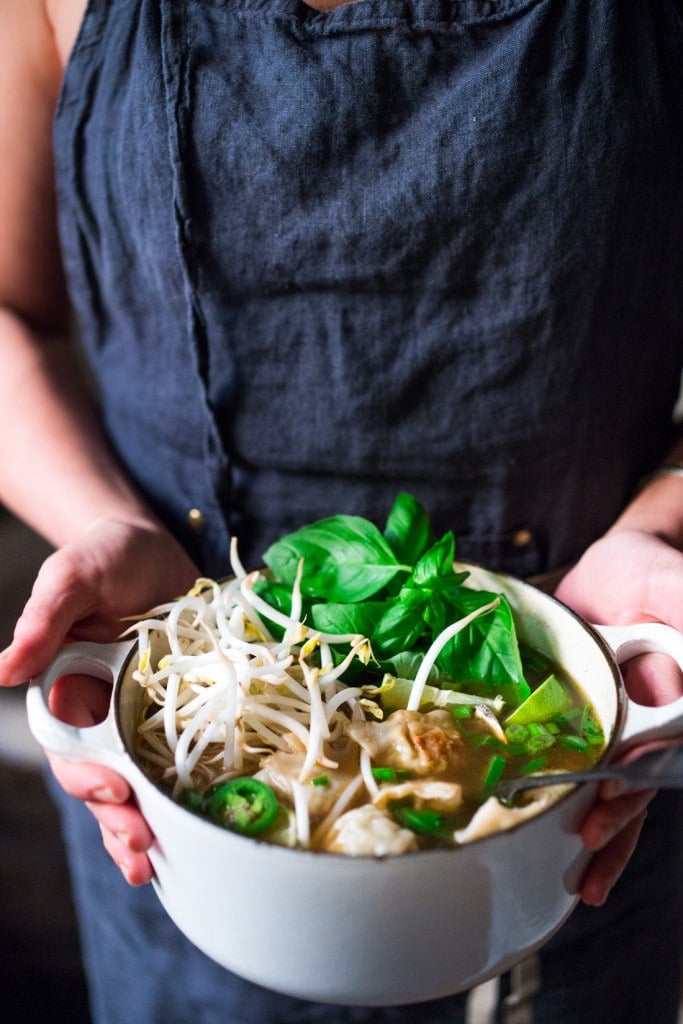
[259, 495, 532, 709]
[383, 650, 452, 683]
[371, 590, 430, 657]
[436, 590, 530, 708]
[252, 579, 304, 640]
[310, 600, 385, 638]
[383, 492, 434, 566]
[409, 532, 456, 588]
[262, 514, 409, 602]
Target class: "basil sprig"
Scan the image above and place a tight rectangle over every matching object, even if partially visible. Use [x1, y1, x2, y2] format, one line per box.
[260, 492, 530, 708]
[262, 514, 409, 602]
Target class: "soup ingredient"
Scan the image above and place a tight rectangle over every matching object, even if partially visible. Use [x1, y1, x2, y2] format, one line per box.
[260, 493, 531, 709]
[129, 493, 605, 854]
[505, 674, 572, 727]
[347, 710, 466, 777]
[260, 513, 409, 602]
[206, 778, 279, 836]
[454, 784, 572, 844]
[323, 805, 418, 856]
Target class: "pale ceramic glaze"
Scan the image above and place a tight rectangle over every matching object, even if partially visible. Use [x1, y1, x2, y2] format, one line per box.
[26, 567, 683, 1005]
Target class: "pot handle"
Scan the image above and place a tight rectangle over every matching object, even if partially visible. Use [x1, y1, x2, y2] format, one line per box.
[594, 623, 683, 750]
[25, 640, 135, 774]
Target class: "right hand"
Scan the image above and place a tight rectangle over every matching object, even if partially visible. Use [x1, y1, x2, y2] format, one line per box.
[0, 516, 200, 885]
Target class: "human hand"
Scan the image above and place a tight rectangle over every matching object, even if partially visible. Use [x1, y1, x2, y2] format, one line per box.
[0, 516, 200, 885]
[554, 527, 683, 906]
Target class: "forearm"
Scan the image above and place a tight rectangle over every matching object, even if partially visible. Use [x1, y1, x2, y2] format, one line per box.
[608, 439, 683, 548]
[0, 307, 157, 547]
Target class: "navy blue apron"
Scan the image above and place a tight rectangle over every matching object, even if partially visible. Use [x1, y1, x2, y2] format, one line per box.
[56, 0, 683, 579]
[52, 2, 683, 1022]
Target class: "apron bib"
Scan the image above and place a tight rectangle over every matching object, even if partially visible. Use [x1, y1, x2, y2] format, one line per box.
[55, 0, 683, 575]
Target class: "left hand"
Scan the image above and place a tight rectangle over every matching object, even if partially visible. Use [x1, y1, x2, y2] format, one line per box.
[554, 526, 683, 905]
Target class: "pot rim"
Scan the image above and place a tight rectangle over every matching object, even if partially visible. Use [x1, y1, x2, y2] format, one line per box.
[113, 563, 626, 859]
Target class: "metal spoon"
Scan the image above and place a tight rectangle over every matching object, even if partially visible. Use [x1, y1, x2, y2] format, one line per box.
[495, 743, 683, 803]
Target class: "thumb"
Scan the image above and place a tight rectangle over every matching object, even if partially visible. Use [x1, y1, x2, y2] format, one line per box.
[0, 558, 98, 688]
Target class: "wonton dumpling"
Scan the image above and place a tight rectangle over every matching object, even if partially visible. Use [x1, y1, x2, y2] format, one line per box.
[323, 805, 418, 857]
[347, 710, 466, 777]
[453, 784, 572, 844]
[256, 752, 356, 819]
[373, 779, 463, 814]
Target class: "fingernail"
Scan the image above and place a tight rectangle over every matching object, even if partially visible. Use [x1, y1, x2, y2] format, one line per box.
[116, 831, 132, 850]
[91, 787, 118, 802]
[602, 779, 625, 799]
[115, 860, 133, 885]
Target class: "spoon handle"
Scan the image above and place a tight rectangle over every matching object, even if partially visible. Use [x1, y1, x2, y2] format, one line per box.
[496, 745, 683, 801]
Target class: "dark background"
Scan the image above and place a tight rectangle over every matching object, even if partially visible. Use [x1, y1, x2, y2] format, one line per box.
[0, 509, 92, 1023]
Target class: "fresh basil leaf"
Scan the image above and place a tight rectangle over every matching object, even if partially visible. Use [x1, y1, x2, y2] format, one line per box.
[423, 590, 449, 638]
[262, 514, 409, 602]
[372, 590, 430, 657]
[409, 532, 456, 587]
[420, 570, 471, 595]
[436, 591, 530, 707]
[310, 601, 385, 638]
[252, 579, 303, 640]
[383, 492, 434, 566]
[383, 650, 453, 684]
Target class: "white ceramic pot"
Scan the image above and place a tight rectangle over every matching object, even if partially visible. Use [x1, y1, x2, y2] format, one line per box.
[26, 566, 683, 1006]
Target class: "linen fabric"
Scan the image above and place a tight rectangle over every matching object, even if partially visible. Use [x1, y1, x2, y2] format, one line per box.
[51, 1, 683, 1022]
[56, 0, 683, 576]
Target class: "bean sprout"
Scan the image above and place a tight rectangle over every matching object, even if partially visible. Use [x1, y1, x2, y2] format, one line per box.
[130, 571, 371, 804]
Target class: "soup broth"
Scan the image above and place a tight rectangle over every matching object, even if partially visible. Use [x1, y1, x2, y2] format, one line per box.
[131, 494, 605, 855]
[132, 584, 604, 856]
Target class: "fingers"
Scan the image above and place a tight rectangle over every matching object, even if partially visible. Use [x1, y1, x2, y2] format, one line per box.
[43, 671, 155, 886]
[579, 810, 648, 907]
[581, 788, 656, 851]
[621, 652, 683, 706]
[46, 750, 131, 803]
[47, 671, 112, 725]
[98, 824, 154, 886]
[47, 751, 155, 886]
[86, 799, 155, 852]
[578, 787, 655, 906]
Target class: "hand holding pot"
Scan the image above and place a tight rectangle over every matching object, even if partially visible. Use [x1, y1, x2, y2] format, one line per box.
[0, 515, 198, 885]
[555, 523, 683, 906]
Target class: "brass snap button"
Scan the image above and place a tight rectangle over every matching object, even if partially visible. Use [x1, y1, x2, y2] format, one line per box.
[186, 508, 205, 531]
[511, 528, 533, 549]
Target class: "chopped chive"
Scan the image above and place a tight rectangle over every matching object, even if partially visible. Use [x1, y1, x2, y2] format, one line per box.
[525, 723, 556, 753]
[557, 709, 582, 729]
[559, 734, 589, 752]
[467, 733, 504, 750]
[520, 756, 547, 775]
[505, 723, 529, 744]
[311, 774, 329, 786]
[450, 705, 473, 719]
[371, 767, 411, 782]
[482, 754, 507, 795]
[391, 804, 444, 836]
[504, 743, 527, 757]
[581, 705, 604, 745]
